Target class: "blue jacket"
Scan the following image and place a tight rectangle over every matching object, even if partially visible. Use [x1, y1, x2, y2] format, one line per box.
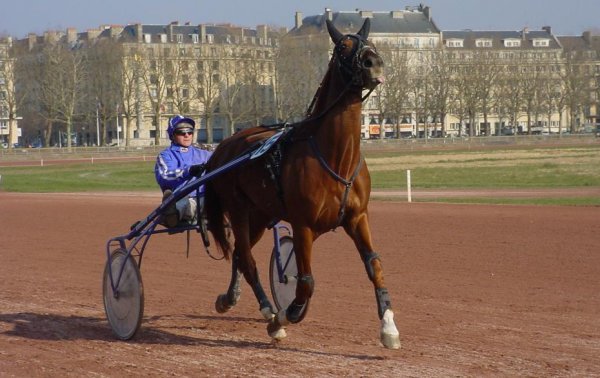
[154, 144, 212, 193]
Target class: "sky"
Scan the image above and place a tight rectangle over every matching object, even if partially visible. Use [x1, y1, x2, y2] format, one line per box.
[1, 0, 598, 39]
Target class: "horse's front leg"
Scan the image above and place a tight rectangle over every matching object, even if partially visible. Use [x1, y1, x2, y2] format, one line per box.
[345, 212, 401, 350]
[267, 225, 314, 340]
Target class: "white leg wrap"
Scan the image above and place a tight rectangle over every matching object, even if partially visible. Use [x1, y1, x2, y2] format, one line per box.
[380, 309, 401, 349]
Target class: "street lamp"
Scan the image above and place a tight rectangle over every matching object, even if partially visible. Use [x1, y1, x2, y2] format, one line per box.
[96, 102, 101, 146]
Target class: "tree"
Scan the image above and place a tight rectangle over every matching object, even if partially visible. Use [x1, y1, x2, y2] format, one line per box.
[561, 51, 590, 133]
[87, 39, 122, 146]
[429, 50, 453, 137]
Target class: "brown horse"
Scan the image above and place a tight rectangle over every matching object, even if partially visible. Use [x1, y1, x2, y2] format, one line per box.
[204, 18, 400, 349]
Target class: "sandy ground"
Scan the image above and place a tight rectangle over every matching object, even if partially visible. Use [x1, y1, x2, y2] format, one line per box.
[0, 192, 599, 376]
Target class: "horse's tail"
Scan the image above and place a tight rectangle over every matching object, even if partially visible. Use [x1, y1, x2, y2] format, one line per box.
[204, 182, 232, 260]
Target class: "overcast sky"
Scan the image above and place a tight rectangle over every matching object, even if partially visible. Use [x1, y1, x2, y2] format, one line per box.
[1, 0, 598, 39]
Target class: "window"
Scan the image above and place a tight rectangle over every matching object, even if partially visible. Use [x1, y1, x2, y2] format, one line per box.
[191, 34, 199, 44]
[446, 39, 463, 48]
[476, 39, 492, 47]
[176, 34, 183, 43]
[144, 34, 151, 43]
[533, 39, 549, 47]
[160, 34, 167, 43]
[504, 39, 521, 47]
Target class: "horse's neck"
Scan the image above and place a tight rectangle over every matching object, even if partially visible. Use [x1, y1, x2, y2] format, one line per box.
[311, 69, 363, 168]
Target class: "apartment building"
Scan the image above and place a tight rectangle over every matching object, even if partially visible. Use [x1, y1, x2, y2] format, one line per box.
[7, 6, 600, 146]
[0, 37, 21, 148]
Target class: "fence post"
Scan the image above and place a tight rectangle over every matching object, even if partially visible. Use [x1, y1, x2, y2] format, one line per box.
[407, 169, 412, 203]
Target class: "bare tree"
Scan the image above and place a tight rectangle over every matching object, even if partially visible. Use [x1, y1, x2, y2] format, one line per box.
[472, 50, 501, 136]
[3, 41, 29, 148]
[193, 57, 221, 143]
[274, 32, 330, 122]
[453, 57, 480, 136]
[87, 39, 122, 146]
[560, 51, 590, 133]
[218, 57, 248, 136]
[429, 50, 453, 137]
[138, 46, 170, 145]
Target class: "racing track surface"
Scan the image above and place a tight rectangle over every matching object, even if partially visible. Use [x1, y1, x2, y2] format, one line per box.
[0, 192, 599, 376]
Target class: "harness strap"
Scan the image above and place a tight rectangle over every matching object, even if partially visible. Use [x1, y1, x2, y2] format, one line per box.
[308, 136, 364, 229]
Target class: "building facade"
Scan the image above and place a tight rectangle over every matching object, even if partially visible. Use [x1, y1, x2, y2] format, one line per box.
[0, 37, 21, 148]
[6, 6, 600, 147]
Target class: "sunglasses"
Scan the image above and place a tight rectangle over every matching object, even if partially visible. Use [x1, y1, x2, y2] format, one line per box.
[175, 130, 193, 136]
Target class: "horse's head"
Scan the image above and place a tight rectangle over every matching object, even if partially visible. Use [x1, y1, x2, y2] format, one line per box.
[326, 18, 384, 90]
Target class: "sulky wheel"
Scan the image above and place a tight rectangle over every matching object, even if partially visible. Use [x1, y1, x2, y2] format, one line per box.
[269, 235, 297, 311]
[103, 248, 144, 340]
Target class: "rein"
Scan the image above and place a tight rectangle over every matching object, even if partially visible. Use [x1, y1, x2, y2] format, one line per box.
[308, 137, 364, 230]
[262, 33, 378, 229]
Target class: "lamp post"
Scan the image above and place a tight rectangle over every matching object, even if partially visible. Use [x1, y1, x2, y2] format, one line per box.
[96, 102, 100, 146]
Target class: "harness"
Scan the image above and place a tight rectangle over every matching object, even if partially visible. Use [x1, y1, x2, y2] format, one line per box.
[258, 33, 379, 229]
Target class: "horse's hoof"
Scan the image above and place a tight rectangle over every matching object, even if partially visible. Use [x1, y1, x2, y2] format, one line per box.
[380, 309, 401, 349]
[260, 306, 275, 320]
[267, 320, 287, 340]
[380, 332, 401, 349]
[215, 294, 231, 313]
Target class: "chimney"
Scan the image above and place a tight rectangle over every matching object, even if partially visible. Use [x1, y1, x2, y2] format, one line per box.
[325, 8, 332, 21]
[110, 25, 123, 39]
[360, 10, 373, 18]
[199, 24, 206, 43]
[295, 11, 303, 29]
[257, 25, 268, 42]
[391, 11, 404, 19]
[67, 28, 77, 44]
[583, 31, 592, 44]
[43, 30, 58, 44]
[87, 28, 101, 41]
[422, 6, 431, 21]
[28, 33, 36, 50]
[542, 26, 552, 35]
[522, 27, 529, 41]
[136, 24, 143, 43]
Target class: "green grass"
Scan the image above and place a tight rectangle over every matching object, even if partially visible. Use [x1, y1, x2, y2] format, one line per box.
[0, 161, 157, 192]
[370, 164, 600, 189]
[1, 145, 599, 206]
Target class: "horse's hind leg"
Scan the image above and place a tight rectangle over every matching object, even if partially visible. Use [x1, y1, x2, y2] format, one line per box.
[344, 213, 401, 350]
[215, 209, 275, 320]
[215, 250, 243, 313]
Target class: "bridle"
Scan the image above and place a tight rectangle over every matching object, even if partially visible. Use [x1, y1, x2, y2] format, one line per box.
[333, 34, 379, 88]
[264, 28, 382, 230]
[304, 34, 380, 120]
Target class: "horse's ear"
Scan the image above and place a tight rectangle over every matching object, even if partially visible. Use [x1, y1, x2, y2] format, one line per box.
[326, 19, 343, 44]
[357, 18, 371, 39]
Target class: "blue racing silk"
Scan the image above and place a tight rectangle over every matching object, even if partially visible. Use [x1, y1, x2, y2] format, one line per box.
[154, 144, 212, 193]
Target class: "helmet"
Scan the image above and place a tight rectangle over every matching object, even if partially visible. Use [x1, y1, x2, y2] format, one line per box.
[167, 115, 196, 140]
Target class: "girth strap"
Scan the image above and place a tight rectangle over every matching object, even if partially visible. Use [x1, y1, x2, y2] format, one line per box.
[308, 136, 364, 229]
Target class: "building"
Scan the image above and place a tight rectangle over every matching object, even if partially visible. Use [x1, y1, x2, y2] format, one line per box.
[0, 36, 21, 148]
[287, 6, 442, 139]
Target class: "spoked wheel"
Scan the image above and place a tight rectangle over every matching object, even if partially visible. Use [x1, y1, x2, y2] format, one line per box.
[269, 235, 297, 311]
[103, 248, 144, 340]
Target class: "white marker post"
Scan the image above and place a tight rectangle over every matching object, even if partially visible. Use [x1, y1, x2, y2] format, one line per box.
[407, 169, 412, 203]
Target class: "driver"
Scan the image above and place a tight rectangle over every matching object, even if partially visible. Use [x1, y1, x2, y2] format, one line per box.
[154, 115, 212, 227]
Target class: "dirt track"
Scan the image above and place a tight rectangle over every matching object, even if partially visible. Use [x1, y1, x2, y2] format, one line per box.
[1, 192, 599, 376]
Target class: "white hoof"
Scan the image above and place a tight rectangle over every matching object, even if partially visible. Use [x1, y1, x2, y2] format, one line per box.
[260, 307, 275, 320]
[269, 327, 287, 341]
[380, 309, 401, 350]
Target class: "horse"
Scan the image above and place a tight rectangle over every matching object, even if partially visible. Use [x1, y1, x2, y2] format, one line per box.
[204, 18, 401, 349]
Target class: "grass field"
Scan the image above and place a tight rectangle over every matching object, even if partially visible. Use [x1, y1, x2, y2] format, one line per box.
[1, 145, 599, 205]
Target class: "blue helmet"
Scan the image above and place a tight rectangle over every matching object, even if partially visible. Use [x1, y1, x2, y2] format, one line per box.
[167, 115, 196, 140]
